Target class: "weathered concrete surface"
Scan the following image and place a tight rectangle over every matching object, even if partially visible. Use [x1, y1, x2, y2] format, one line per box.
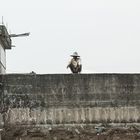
[3, 107, 140, 125]
[0, 74, 140, 125]
[0, 73, 140, 139]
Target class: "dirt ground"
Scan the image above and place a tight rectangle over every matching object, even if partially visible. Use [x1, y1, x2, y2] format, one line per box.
[2, 125, 140, 140]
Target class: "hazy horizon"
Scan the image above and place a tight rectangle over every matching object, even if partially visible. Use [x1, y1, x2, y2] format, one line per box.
[1, 0, 140, 74]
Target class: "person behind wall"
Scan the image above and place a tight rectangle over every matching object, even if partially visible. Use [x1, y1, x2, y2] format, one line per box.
[67, 52, 82, 73]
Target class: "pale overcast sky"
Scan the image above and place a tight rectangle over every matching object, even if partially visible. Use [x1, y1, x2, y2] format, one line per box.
[1, 0, 140, 73]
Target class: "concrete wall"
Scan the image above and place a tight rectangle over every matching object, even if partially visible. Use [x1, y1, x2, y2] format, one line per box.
[0, 74, 140, 125]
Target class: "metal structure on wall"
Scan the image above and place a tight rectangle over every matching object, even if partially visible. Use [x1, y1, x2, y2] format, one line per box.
[0, 24, 29, 74]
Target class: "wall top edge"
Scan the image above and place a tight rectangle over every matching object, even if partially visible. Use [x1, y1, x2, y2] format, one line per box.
[1, 73, 140, 76]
